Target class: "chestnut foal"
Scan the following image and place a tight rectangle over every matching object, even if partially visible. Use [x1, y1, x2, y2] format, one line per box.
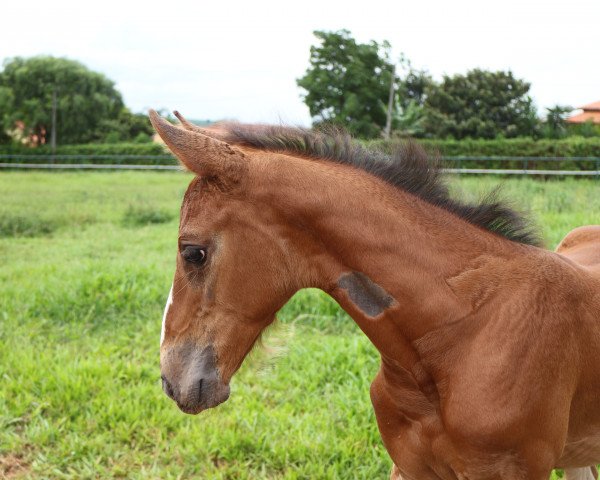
[151, 110, 600, 480]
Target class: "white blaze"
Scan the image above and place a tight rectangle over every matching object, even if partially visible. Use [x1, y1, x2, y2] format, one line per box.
[161, 284, 173, 346]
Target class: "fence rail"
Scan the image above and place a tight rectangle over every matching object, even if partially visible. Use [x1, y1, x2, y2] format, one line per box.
[0, 154, 599, 177]
[443, 168, 600, 176]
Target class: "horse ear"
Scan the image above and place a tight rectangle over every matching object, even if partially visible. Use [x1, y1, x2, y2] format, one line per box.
[173, 110, 226, 141]
[149, 110, 246, 184]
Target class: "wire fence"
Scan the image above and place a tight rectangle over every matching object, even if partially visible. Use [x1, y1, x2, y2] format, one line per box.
[0, 155, 599, 177]
[443, 156, 600, 177]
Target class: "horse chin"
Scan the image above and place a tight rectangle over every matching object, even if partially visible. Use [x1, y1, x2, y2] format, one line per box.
[177, 384, 231, 415]
[176, 403, 204, 415]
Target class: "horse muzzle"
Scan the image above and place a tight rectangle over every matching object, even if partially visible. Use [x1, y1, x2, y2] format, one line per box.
[160, 342, 230, 414]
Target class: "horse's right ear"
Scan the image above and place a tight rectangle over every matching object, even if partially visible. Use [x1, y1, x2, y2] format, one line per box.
[149, 110, 246, 185]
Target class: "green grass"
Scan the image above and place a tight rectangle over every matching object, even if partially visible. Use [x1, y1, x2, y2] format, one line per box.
[1, 171, 598, 479]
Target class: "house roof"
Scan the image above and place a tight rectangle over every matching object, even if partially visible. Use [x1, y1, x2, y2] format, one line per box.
[579, 101, 600, 111]
[566, 111, 600, 124]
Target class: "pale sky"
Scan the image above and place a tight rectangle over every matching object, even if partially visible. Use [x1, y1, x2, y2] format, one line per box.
[2, 0, 598, 125]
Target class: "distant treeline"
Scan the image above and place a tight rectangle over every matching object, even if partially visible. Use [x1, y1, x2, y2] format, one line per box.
[2, 51, 599, 153]
[297, 30, 600, 140]
[0, 56, 155, 146]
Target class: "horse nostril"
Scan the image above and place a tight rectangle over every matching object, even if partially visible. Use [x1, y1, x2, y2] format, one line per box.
[197, 378, 203, 399]
[161, 375, 175, 400]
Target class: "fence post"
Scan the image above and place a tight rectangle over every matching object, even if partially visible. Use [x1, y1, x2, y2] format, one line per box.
[51, 89, 57, 164]
[383, 65, 396, 140]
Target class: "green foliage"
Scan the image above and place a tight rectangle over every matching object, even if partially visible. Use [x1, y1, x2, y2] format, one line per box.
[1, 172, 597, 478]
[0, 213, 59, 237]
[395, 60, 434, 112]
[296, 36, 566, 141]
[297, 30, 395, 138]
[423, 69, 538, 139]
[133, 131, 152, 144]
[392, 100, 427, 138]
[94, 110, 155, 144]
[373, 136, 600, 171]
[391, 61, 434, 138]
[0, 85, 14, 143]
[0, 56, 125, 145]
[568, 120, 600, 138]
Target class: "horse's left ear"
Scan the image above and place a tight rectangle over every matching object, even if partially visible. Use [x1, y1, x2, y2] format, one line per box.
[173, 111, 222, 138]
[149, 109, 246, 185]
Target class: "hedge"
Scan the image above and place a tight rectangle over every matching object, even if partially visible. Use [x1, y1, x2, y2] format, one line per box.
[0, 142, 177, 165]
[367, 136, 600, 158]
[367, 137, 600, 172]
[1, 137, 600, 169]
[0, 143, 166, 155]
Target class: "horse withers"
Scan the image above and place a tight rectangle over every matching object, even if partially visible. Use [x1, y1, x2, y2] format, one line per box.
[151, 110, 600, 480]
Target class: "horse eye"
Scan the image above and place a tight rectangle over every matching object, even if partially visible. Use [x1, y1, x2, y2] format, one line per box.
[181, 246, 207, 266]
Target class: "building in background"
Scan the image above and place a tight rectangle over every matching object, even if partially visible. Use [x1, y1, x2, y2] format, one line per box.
[567, 101, 600, 124]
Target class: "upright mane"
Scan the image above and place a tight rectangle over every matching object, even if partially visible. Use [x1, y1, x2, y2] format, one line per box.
[217, 123, 540, 246]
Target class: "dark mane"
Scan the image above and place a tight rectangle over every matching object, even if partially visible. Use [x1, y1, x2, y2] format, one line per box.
[219, 123, 540, 246]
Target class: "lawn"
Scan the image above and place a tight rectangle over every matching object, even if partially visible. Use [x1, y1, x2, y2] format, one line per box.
[1, 171, 598, 479]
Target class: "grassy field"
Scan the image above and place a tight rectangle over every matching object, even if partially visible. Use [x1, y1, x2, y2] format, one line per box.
[1, 171, 598, 479]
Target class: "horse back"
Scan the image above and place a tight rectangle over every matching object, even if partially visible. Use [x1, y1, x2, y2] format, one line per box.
[556, 225, 600, 278]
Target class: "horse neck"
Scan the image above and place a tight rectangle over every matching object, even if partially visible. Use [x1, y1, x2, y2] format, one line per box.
[254, 155, 529, 364]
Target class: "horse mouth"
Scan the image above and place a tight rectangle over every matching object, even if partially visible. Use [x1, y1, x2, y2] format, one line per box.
[176, 402, 206, 415]
[174, 384, 231, 415]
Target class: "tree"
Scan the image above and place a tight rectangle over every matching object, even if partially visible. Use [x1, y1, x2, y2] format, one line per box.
[542, 105, 572, 139]
[0, 56, 125, 145]
[0, 85, 13, 143]
[94, 110, 154, 143]
[297, 30, 396, 138]
[395, 58, 434, 112]
[393, 59, 434, 138]
[393, 100, 427, 138]
[423, 69, 538, 139]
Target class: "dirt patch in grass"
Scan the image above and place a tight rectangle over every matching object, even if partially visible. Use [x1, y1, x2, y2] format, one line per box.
[0, 453, 30, 479]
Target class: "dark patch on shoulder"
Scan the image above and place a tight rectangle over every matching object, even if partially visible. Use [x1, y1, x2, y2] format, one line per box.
[338, 272, 395, 317]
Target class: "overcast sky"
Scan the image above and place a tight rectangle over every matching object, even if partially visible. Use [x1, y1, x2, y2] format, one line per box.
[2, 0, 598, 125]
